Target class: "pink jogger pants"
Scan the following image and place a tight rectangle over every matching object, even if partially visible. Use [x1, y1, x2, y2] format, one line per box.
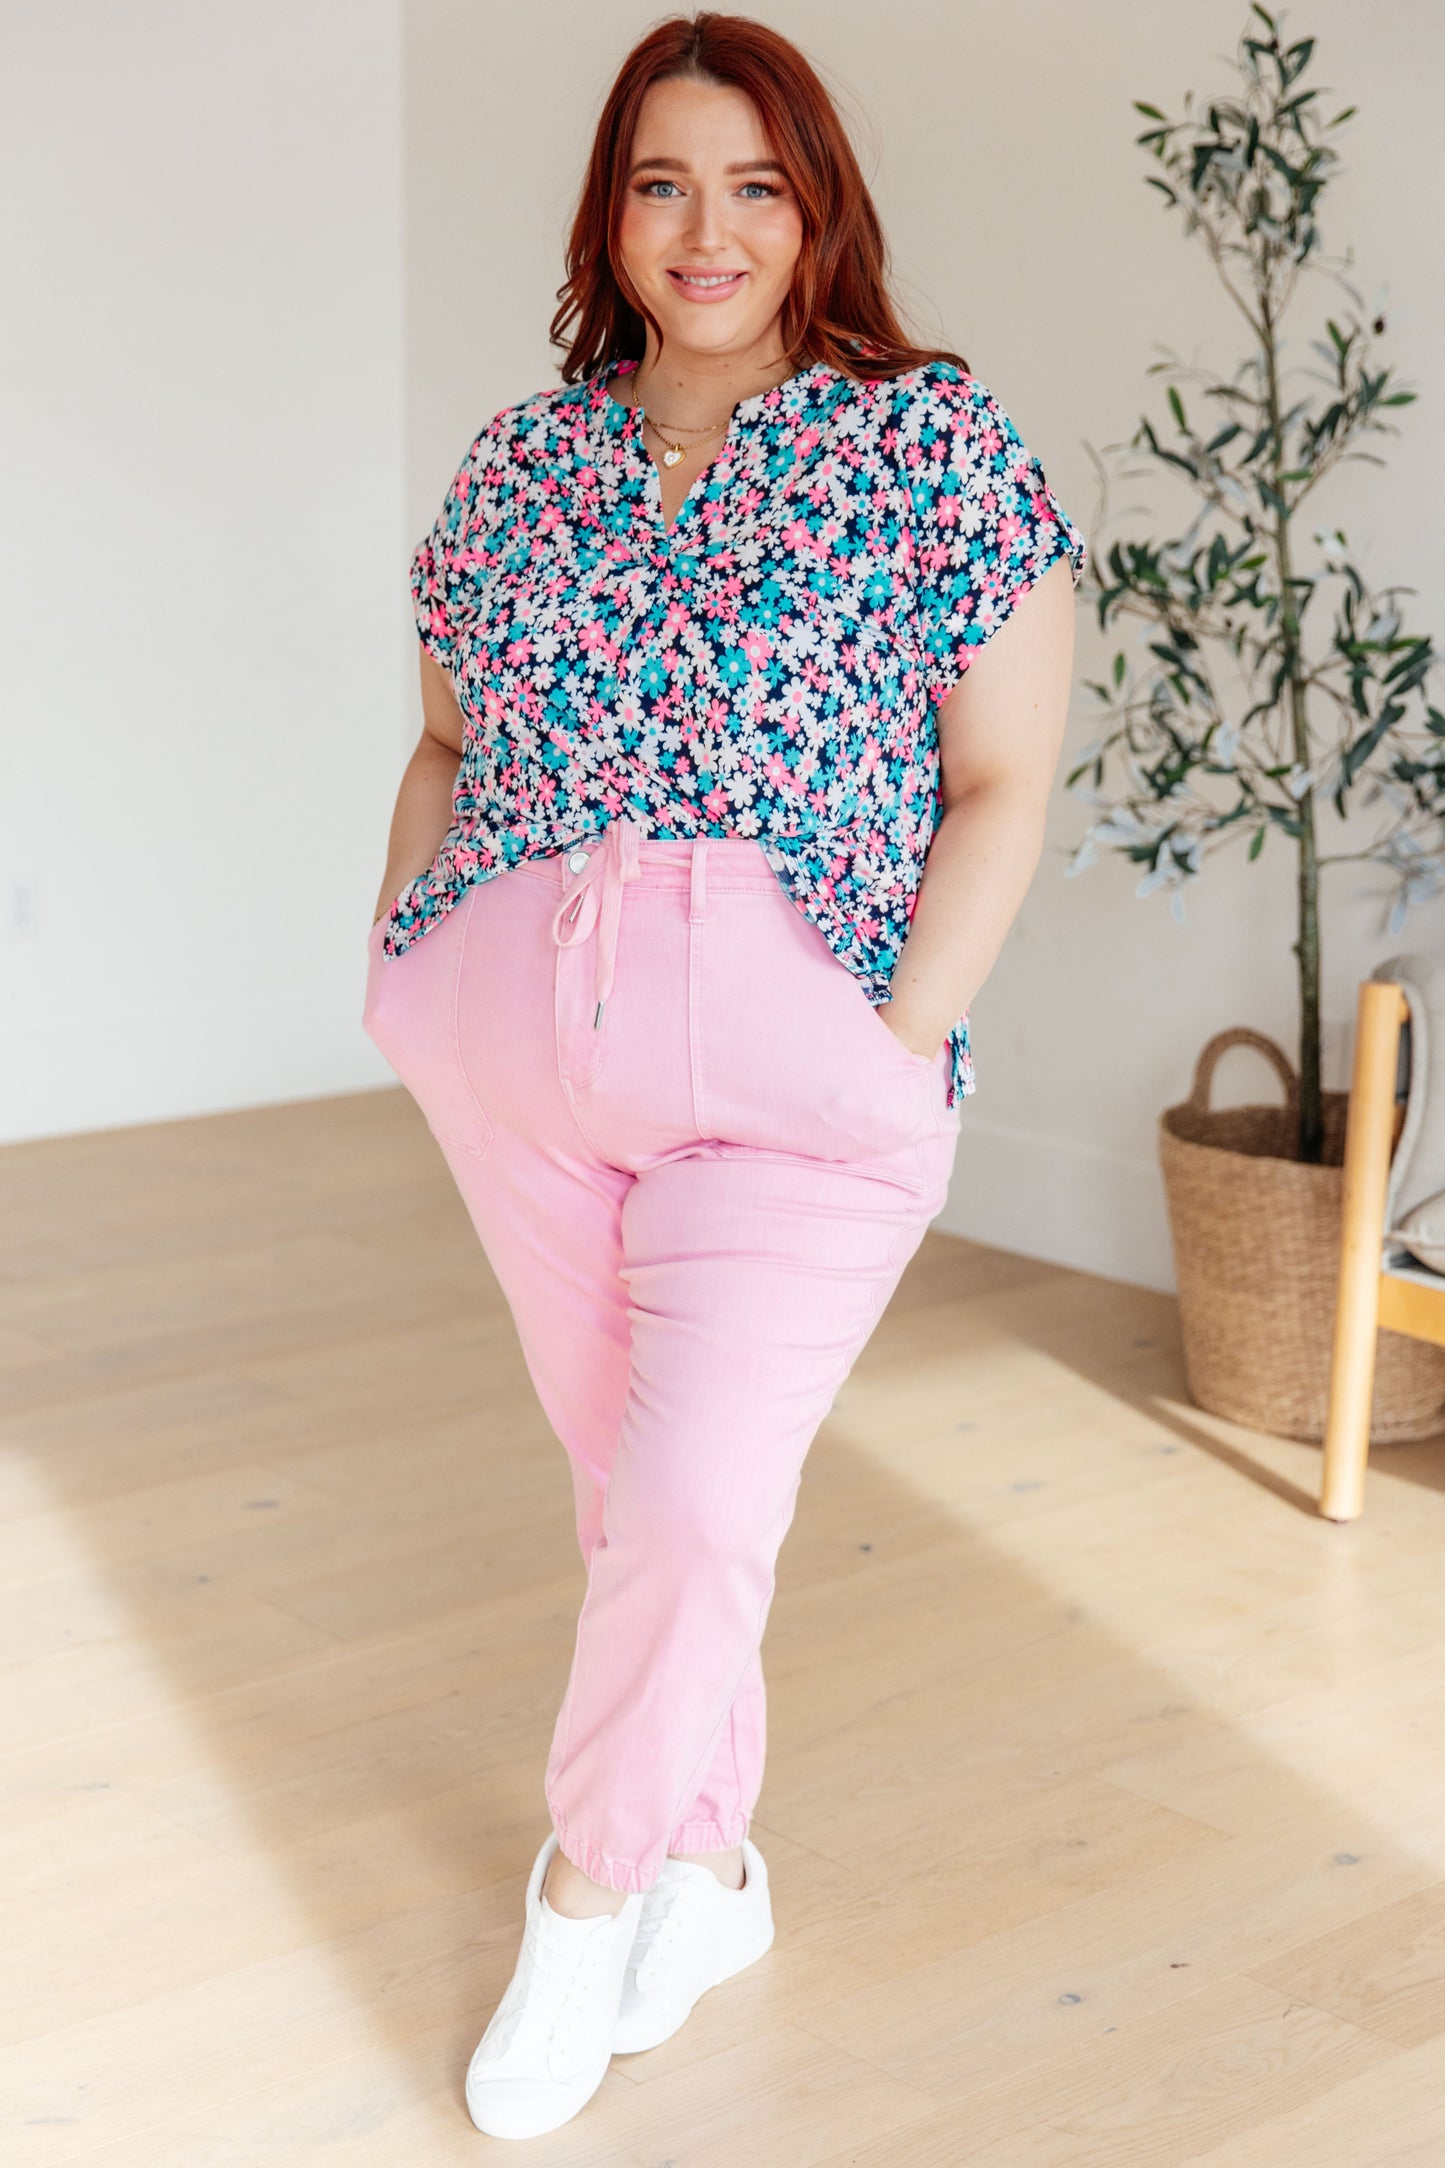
[362, 819, 961, 1892]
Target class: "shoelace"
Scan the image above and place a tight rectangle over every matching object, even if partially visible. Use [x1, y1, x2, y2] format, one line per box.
[504, 1918, 603, 2065]
[630, 1875, 704, 1993]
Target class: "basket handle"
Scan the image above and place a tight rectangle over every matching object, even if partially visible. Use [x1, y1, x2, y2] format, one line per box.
[1185, 1026, 1299, 1113]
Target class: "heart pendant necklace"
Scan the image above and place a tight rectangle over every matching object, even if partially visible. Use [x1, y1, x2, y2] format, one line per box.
[623, 375, 731, 469]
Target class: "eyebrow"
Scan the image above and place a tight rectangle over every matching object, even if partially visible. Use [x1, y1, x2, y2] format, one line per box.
[627, 156, 786, 177]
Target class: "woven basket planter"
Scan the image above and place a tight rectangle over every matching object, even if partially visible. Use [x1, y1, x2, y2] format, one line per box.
[1158, 1025, 1445, 1445]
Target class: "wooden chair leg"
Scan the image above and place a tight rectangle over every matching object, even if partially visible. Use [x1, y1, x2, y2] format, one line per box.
[1319, 980, 1407, 1521]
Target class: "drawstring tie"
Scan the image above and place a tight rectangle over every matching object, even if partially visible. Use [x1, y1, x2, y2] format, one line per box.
[549, 814, 646, 1028]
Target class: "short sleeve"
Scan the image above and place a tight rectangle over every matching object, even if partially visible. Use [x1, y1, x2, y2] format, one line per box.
[905, 365, 1087, 705]
[408, 418, 505, 673]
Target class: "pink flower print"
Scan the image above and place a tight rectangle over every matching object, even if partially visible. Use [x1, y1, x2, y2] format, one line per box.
[396, 353, 1079, 1106]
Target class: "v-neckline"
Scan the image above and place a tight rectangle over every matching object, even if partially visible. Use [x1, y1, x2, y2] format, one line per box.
[605, 361, 737, 543]
[594, 356, 829, 545]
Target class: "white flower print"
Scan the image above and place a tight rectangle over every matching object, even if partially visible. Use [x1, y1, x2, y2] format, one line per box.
[399, 356, 1087, 1109]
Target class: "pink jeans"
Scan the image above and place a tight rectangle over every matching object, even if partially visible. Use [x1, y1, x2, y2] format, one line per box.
[362, 819, 960, 1892]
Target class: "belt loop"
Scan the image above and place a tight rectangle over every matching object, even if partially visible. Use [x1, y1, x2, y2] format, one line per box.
[690, 833, 708, 922]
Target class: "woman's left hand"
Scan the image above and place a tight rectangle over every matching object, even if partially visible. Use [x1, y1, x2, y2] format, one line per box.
[874, 1000, 938, 1062]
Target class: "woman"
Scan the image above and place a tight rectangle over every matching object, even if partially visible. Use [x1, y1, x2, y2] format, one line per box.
[364, 9, 1085, 2141]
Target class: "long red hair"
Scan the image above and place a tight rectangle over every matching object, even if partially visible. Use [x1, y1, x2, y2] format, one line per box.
[549, 11, 969, 386]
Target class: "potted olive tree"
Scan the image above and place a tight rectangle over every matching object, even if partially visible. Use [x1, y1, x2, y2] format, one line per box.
[1064, 6, 1445, 1441]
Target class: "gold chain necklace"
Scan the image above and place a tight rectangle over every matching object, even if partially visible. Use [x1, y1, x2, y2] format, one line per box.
[622, 377, 730, 468]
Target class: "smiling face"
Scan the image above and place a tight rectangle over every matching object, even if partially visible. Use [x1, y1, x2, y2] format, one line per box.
[615, 74, 806, 378]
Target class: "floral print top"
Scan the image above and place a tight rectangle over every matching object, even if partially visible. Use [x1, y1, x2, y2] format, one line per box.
[393, 353, 1087, 1108]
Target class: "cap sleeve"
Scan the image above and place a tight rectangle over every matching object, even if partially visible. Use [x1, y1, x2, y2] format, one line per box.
[905, 365, 1087, 706]
[409, 419, 504, 672]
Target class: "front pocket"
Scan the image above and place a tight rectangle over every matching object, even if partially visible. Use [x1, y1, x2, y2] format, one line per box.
[362, 900, 494, 1157]
[694, 895, 940, 1173]
[856, 990, 937, 1075]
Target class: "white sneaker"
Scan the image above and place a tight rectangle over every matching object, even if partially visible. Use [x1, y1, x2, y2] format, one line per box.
[611, 1836, 775, 2054]
[465, 1831, 643, 2139]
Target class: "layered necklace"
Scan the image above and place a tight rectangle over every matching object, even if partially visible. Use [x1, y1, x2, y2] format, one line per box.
[620, 360, 799, 468]
[621, 376, 728, 468]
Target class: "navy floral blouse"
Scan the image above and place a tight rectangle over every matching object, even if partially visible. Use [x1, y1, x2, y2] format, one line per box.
[391, 353, 1087, 1108]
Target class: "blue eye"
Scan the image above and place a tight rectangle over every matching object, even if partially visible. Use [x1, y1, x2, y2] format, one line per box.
[634, 179, 782, 201]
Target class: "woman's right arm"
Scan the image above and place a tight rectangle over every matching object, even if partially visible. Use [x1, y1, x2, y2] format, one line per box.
[371, 649, 468, 924]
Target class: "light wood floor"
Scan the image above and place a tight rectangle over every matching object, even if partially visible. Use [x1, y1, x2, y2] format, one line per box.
[5, 1086, 1445, 2165]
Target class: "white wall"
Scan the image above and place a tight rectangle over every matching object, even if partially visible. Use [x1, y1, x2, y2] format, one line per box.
[1, 0, 407, 1140]
[6, 2, 1444, 1297]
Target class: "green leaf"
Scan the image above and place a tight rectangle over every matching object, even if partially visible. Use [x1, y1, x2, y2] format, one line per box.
[1262, 145, 1302, 187]
[1284, 37, 1315, 86]
[1341, 714, 1393, 785]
